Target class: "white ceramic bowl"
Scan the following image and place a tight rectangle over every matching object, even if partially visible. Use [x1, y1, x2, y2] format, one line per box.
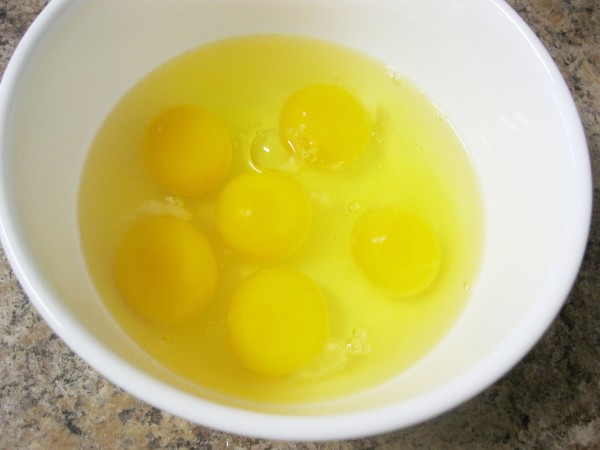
[0, 0, 591, 441]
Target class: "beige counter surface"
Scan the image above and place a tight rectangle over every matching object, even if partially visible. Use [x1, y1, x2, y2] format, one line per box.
[1, 1, 599, 448]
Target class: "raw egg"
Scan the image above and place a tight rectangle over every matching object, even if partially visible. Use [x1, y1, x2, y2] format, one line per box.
[214, 172, 312, 262]
[351, 207, 441, 297]
[279, 83, 371, 168]
[114, 215, 218, 324]
[142, 104, 232, 196]
[227, 268, 329, 376]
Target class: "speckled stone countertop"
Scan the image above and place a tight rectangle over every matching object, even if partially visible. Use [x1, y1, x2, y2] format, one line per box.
[1, 0, 599, 448]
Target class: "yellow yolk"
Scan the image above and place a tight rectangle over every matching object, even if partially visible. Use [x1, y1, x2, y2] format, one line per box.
[214, 173, 312, 261]
[114, 215, 218, 324]
[227, 268, 329, 376]
[351, 208, 441, 297]
[142, 104, 232, 196]
[279, 83, 371, 168]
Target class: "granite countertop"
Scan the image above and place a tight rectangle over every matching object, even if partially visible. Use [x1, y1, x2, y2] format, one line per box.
[1, 1, 599, 448]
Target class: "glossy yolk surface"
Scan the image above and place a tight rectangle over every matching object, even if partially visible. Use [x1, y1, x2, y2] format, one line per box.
[351, 208, 441, 297]
[227, 268, 329, 376]
[214, 172, 312, 262]
[114, 215, 218, 324]
[279, 83, 371, 168]
[142, 104, 232, 196]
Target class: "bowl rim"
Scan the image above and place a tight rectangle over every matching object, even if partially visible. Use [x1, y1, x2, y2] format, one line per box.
[0, 0, 592, 441]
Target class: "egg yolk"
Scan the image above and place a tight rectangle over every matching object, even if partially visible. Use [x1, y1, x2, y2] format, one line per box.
[214, 173, 312, 262]
[142, 104, 232, 196]
[114, 215, 218, 325]
[351, 208, 441, 297]
[279, 83, 371, 168]
[227, 268, 329, 376]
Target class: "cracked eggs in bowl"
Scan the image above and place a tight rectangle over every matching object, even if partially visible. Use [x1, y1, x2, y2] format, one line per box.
[0, 0, 591, 440]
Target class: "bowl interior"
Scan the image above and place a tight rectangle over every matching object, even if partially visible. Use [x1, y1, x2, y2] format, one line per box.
[0, 0, 590, 440]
